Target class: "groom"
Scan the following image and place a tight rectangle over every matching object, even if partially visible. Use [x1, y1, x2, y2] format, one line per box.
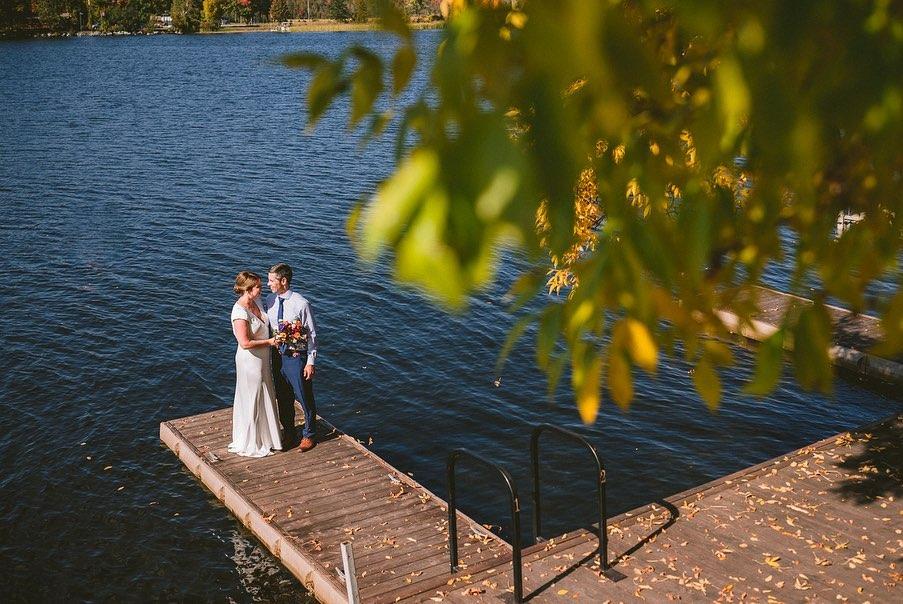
[266, 262, 318, 452]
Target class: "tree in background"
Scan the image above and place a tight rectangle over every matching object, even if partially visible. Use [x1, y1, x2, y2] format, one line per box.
[348, 0, 373, 22]
[286, 1, 902, 420]
[284, 0, 334, 20]
[31, 0, 81, 30]
[232, 0, 253, 22]
[328, 0, 350, 21]
[201, 0, 225, 29]
[171, 0, 201, 32]
[0, 1, 35, 31]
[106, 1, 145, 30]
[270, 0, 290, 22]
[399, 0, 433, 18]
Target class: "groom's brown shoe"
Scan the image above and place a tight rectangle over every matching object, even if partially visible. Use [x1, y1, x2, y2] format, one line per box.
[299, 437, 315, 452]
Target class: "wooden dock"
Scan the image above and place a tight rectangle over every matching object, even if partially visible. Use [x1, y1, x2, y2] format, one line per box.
[717, 285, 901, 384]
[162, 408, 901, 602]
[160, 406, 512, 603]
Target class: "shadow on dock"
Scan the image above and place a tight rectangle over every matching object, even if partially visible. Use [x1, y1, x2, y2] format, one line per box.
[832, 414, 903, 505]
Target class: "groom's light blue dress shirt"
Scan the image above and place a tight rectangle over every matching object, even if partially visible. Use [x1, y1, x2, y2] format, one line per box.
[266, 290, 318, 366]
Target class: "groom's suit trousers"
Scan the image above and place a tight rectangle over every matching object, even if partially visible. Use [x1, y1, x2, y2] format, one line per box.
[273, 351, 316, 439]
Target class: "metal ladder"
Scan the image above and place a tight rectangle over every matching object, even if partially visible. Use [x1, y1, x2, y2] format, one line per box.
[446, 423, 624, 603]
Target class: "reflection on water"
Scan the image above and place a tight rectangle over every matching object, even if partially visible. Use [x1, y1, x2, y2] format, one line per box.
[227, 530, 314, 603]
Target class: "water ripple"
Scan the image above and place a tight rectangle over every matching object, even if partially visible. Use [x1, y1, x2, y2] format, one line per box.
[0, 31, 898, 601]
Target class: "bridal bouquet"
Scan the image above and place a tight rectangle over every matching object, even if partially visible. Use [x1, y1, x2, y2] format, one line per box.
[275, 319, 308, 357]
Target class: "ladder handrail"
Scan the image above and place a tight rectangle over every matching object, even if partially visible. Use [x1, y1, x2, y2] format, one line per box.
[446, 449, 524, 603]
[530, 423, 610, 571]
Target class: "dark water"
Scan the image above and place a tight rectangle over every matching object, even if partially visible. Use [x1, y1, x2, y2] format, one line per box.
[0, 32, 898, 601]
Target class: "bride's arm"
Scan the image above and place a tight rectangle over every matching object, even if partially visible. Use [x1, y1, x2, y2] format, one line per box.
[232, 319, 276, 350]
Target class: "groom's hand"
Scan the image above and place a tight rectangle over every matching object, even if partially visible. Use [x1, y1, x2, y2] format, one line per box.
[304, 364, 315, 381]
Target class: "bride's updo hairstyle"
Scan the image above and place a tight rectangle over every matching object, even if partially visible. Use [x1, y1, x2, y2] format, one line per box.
[234, 271, 261, 296]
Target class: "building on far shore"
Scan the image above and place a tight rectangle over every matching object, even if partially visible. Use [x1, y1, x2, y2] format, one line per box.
[151, 15, 173, 32]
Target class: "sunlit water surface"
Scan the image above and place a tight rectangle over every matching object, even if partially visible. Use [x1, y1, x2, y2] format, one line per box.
[0, 31, 898, 601]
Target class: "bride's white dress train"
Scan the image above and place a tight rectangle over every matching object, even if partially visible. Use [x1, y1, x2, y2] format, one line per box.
[229, 302, 282, 457]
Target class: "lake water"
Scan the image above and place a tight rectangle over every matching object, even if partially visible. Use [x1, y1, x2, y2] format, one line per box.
[0, 31, 898, 601]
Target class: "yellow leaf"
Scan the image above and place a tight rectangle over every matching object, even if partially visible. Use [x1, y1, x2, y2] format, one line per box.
[363, 149, 440, 261]
[713, 55, 750, 151]
[557, 589, 569, 595]
[572, 346, 602, 423]
[764, 555, 781, 568]
[624, 319, 657, 373]
[506, 11, 528, 29]
[345, 200, 363, 247]
[566, 299, 594, 342]
[694, 358, 721, 410]
[704, 340, 734, 366]
[608, 350, 633, 409]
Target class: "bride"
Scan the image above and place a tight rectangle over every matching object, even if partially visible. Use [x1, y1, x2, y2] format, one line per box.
[229, 271, 282, 456]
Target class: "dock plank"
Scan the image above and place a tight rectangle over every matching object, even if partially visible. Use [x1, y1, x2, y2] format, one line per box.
[718, 285, 902, 384]
[161, 409, 508, 604]
[163, 409, 901, 602]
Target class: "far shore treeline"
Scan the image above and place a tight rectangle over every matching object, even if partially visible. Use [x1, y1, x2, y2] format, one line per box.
[1, 0, 442, 36]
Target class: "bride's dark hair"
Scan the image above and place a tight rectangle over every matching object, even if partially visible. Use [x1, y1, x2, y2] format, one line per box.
[233, 271, 261, 295]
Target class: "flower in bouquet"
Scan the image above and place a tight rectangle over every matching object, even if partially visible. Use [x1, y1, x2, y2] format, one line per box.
[275, 319, 309, 356]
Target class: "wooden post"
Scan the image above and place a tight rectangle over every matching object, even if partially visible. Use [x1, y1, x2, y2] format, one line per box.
[340, 541, 360, 604]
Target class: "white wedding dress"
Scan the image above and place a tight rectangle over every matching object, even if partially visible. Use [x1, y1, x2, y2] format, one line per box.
[229, 302, 282, 457]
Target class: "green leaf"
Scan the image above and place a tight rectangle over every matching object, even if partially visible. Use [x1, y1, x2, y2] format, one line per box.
[873, 291, 903, 357]
[496, 314, 534, 375]
[394, 191, 467, 309]
[349, 47, 384, 128]
[362, 111, 392, 145]
[545, 353, 567, 400]
[792, 304, 833, 393]
[536, 305, 563, 367]
[376, 0, 411, 41]
[565, 299, 595, 344]
[394, 102, 429, 161]
[704, 340, 735, 366]
[694, 358, 722, 411]
[392, 45, 417, 97]
[281, 52, 327, 70]
[505, 268, 544, 311]
[307, 62, 345, 126]
[362, 149, 440, 260]
[744, 329, 784, 396]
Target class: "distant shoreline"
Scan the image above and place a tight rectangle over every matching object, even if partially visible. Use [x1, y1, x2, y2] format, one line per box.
[1, 19, 445, 41]
[207, 19, 445, 34]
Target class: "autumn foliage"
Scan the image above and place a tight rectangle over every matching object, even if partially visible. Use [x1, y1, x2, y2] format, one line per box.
[286, 0, 902, 420]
